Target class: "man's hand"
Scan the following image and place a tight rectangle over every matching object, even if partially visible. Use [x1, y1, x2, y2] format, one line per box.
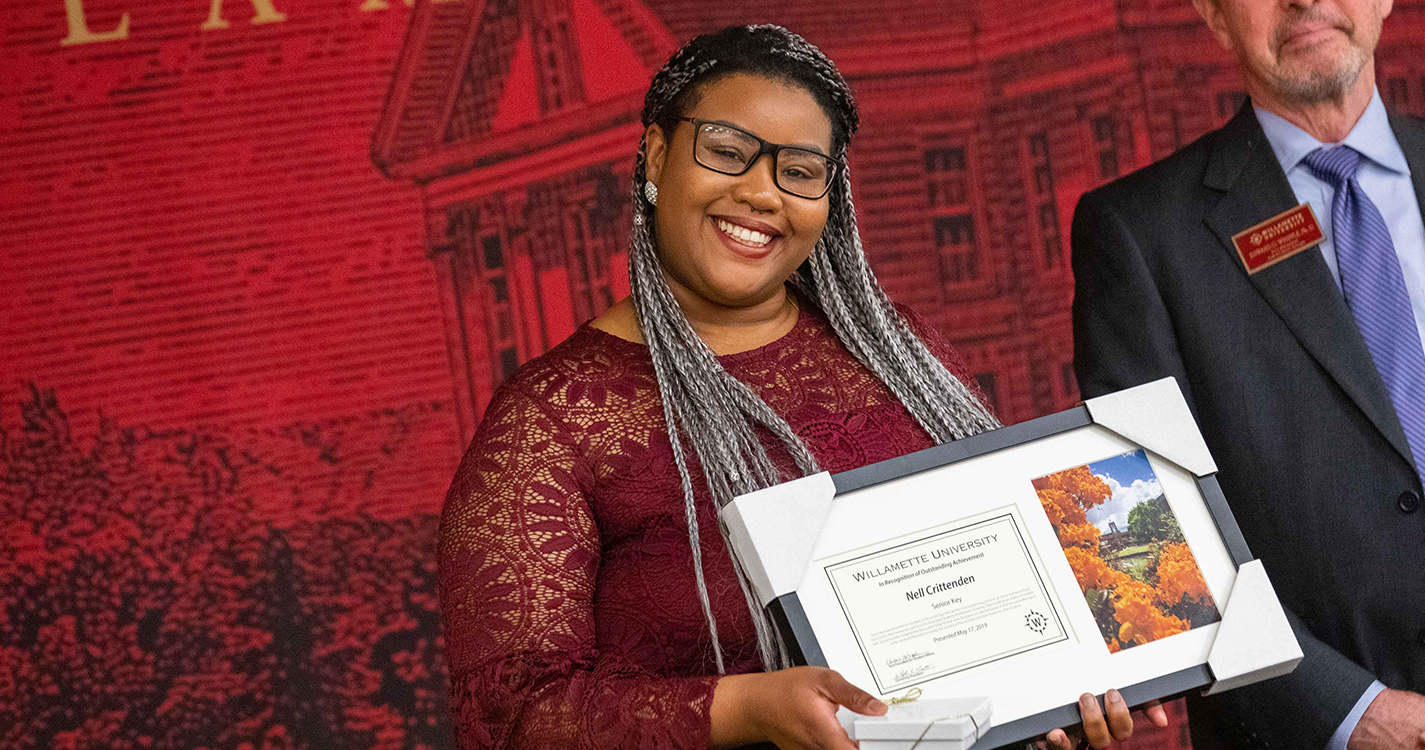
[1348, 689, 1425, 750]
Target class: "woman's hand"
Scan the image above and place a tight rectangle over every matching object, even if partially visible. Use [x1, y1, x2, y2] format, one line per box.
[1042, 691, 1169, 750]
[710, 666, 887, 750]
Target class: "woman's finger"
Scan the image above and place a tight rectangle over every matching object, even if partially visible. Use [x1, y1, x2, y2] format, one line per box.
[1104, 689, 1134, 741]
[1140, 699, 1169, 727]
[1044, 728, 1076, 750]
[821, 670, 887, 716]
[1079, 693, 1113, 749]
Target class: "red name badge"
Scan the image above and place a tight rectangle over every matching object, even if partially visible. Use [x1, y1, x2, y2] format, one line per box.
[1230, 203, 1325, 275]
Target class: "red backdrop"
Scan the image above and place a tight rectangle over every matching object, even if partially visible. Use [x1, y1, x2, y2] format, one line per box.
[3, 0, 1423, 747]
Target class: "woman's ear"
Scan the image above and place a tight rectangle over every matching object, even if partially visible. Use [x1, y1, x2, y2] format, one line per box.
[643, 123, 669, 186]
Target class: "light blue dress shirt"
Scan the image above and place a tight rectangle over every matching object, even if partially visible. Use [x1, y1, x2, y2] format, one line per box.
[1254, 89, 1425, 352]
[1253, 88, 1422, 750]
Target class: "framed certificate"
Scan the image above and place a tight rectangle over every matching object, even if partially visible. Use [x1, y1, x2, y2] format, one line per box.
[722, 378, 1303, 748]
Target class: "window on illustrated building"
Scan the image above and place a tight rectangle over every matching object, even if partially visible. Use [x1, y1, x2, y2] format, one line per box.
[933, 214, 978, 283]
[923, 139, 984, 289]
[1029, 132, 1053, 195]
[1038, 203, 1062, 269]
[1025, 131, 1063, 271]
[561, 199, 613, 321]
[925, 146, 968, 207]
[531, 12, 585, 114]
[479, 232, 523, 381]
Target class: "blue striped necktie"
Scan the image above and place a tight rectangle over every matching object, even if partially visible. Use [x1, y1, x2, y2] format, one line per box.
[1303, 145, 1425, 480]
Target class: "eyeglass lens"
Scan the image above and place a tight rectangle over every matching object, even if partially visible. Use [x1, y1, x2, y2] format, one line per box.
[694, 123, 833, 199]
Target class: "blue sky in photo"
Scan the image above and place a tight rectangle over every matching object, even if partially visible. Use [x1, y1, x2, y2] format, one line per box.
[1083, 449, 1166, 534]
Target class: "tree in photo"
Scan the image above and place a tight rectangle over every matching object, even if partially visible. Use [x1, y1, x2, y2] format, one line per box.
[1127, 495, 1184, 545]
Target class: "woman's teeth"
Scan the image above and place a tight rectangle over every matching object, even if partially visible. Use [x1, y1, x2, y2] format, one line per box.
[715, 218, 774, 247]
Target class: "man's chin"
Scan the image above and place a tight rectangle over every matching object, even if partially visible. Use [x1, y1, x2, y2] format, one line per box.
[1270, 52, 1366, 103]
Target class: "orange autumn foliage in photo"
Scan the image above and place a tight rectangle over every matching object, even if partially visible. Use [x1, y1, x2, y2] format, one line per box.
[1155, 542, 1214, 605]
[1033, 463, 1217, 652]
[1033, 466, 1110, 529]
[1113, 580, 1189, 646]
[1056, 521, 1102, 548]
[1062, 546, 1128, 591]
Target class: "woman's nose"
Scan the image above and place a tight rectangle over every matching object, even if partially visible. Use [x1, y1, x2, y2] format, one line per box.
[732, 154, 784, 212]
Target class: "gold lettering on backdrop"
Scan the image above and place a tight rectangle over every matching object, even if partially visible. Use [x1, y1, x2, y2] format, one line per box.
[201, 0, 287, 30]
[358, 0, 414, 10]
[60, 0, 131, 46]
[60, 0, 452, 46]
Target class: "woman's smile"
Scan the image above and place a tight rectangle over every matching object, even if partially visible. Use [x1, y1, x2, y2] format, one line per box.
[711, 215, 783, 259]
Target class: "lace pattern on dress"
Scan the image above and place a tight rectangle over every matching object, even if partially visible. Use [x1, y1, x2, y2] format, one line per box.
[438, 305, 985, 749]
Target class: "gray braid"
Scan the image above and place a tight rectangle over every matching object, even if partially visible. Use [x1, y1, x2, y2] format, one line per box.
[630, 25, 1000, 673]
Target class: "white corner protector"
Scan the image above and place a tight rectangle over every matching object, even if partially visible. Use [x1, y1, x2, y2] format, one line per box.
[1083, 377, 1218, 477]
[1203, 559, 1303, 695]
[720, 471, 837, 607]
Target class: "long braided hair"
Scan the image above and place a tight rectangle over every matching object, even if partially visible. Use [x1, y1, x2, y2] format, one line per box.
[629, 25, 1001, 673]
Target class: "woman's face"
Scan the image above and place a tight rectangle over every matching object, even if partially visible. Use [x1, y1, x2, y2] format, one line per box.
[643, 73, 835, 310]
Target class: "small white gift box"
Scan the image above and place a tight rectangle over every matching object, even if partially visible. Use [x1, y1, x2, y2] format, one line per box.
[838, 696, 992, 750]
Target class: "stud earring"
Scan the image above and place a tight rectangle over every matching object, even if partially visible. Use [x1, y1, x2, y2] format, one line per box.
[643, 181, 658, 206]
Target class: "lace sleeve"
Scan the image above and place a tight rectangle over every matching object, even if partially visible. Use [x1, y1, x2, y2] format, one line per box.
[438, 381, 719, 750]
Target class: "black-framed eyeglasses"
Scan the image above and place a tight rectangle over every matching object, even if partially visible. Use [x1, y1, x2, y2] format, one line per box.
[679, 117, 843, 200]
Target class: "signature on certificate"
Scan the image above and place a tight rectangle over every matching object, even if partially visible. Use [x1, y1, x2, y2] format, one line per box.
[886, 650, 934, 668]
[892, 663, 934, 683]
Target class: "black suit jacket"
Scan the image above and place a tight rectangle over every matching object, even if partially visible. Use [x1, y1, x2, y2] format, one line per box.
[1071, 102, 1425, 749]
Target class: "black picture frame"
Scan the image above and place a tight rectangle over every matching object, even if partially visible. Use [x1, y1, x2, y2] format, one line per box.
[767, 404, 1255, 748]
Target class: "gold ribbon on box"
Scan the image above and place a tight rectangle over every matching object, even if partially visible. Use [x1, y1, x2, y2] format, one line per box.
[887, 688, 922, 706]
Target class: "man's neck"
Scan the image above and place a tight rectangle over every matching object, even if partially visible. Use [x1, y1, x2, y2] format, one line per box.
[1248, 65, 1377, 144]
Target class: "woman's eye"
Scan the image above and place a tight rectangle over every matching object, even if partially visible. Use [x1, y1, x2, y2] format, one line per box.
[711, 147, 744, 161]
[783, 166, 812, 180]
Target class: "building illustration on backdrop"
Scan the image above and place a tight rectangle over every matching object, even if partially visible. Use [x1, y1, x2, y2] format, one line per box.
[372, 0, 1425, 444]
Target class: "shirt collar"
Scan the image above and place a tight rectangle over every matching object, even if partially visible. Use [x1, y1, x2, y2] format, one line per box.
[1253, 88, 1411, 176]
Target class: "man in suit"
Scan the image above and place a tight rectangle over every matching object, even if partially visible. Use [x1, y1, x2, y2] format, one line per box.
[1071, 0, 1425, 747]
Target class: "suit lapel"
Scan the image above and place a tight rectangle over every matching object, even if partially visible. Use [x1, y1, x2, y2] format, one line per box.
[1202, 104, 1417, 469]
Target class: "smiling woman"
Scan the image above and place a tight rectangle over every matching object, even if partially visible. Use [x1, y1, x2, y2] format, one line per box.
[636, 74, 836, 332]
[436, 24, 1159, 750]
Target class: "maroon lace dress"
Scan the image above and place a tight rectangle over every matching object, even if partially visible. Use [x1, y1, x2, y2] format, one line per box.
[438, 304, 983, 749]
